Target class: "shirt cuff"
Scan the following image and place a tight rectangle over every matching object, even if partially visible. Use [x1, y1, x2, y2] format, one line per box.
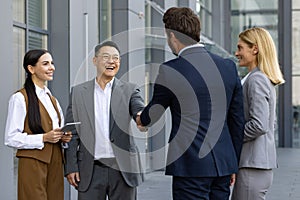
[27, 134, 45, 150]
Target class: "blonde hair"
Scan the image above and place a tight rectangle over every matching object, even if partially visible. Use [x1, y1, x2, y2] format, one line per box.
[239, 27, 285, 85]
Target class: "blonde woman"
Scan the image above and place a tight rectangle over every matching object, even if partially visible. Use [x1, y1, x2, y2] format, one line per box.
[231, 27, 285, 200]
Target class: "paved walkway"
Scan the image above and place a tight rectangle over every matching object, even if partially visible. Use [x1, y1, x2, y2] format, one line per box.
[138, 148, 300, 200]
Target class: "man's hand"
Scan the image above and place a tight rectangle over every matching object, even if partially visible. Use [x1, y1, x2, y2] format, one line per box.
[66, 172, 80, 188]
[136, 111, 148, 132]
[61, 131, 72, 143]
[136, 111, 142, 126]
[230, 173, 236, 186]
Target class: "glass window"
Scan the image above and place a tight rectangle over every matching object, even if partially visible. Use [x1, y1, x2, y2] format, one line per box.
[293, 0, 300, 9]
[99, 0, 111, 42]
[196, 0, 212, 38]
[292, 11, 300, 75]
[28, 0, 48, 30]
[200, 0, 212, 11]
[13, 0, 49, 79]
[13, 27, 26, 90]
[292, 7, 300, 147]
[292, 76, 300, 148]
[28, 31, 48, 50]
[232, 0, 277, 10]
[13, 0, 25, 23]
[231, 0, 278, 70]
[145, 1, 151, 30]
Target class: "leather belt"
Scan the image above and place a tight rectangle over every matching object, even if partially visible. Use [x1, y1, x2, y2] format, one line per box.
[94, 158, 117, 168]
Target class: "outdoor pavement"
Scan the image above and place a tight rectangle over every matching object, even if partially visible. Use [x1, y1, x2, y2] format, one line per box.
[137, 148, 300, 200]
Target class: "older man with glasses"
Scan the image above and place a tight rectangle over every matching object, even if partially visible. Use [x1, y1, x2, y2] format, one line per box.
[64, 41, 145, 200]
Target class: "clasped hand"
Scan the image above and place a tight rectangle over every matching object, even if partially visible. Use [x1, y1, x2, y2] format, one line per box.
[43, 128, 72, 143]
[136, 112, 148, 132]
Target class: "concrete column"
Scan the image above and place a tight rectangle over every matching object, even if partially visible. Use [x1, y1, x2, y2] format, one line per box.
[69, 0, 99, 88]
[49, 0, 70, 113]
[0, 0, 17, 199]
[278, 0, 293, 147]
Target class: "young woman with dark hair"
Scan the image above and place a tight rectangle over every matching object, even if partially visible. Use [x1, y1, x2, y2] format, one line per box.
[5, 49, 72, 200]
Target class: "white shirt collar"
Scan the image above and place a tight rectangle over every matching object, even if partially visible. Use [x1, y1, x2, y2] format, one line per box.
[241, 67, 259, 85]
[178, 43, 205, 56]
[241, 72, 250, 85]
[35, 84, 51, 97]
[94, 77, 114, 89]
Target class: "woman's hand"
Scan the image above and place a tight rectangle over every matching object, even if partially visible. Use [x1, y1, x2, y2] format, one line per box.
[43, 129, 63, 143]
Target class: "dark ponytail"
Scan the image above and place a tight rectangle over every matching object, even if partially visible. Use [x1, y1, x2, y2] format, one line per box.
[23, 49, 49, 134]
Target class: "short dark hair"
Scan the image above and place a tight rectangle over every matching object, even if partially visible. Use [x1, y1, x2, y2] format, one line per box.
[163, 7, 201, 45]
[94, 41, 120, 56]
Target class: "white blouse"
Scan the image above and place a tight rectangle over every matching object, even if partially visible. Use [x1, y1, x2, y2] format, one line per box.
[4, 85, 64, 150]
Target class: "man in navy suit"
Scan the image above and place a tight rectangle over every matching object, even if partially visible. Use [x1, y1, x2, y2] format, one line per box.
[136, 7, 244, 200]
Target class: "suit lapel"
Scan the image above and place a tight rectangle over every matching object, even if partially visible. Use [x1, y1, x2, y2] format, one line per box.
[82, 80, 96, 132]
[244, 67, 259, 86]
[47, 94, 62, 127]
[109, 78, 123, 133]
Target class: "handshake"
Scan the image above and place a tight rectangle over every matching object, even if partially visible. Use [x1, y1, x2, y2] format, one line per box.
[135, 111, 148, 132]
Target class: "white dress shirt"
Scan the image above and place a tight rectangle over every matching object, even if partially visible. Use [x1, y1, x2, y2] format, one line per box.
[94, 78, 115, 159]
[241, 72, 250, 85]
[4, 85, 64, 149]
[178, 43, 205, 56]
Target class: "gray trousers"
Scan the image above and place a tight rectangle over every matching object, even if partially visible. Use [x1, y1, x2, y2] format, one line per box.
[231, 168, 273, 200]
[78, 160, 136, 200]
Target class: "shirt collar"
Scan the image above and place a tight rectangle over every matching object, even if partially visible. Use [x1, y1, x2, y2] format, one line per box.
[241, 73, 250, 85]
[94, 77, 114, 89]
[241, 67, 259, 85]
[178, 43, 205, 56]
[35, 84, 51, 97]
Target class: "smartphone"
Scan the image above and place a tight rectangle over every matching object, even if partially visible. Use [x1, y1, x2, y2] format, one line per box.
[61, 122, 81, 132]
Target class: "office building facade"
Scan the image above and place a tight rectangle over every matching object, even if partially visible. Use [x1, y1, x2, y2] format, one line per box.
[0, 0, 297, 199]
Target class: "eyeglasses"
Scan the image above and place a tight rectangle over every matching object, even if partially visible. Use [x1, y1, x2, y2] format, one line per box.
[97, 54, 120, 62]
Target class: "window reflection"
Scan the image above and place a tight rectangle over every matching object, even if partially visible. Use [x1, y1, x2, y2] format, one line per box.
[28, 0, 48, 30]
[292, 1, 300, 148]
[99, 0, 111, 42]
[196, 0, 212, 38]
[29, 31, 48, 50]
[13, 27, 26, 87]
[13, 0, 25, 23]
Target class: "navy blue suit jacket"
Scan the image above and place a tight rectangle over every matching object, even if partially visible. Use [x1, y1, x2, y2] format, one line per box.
[140, 46, 244, 177]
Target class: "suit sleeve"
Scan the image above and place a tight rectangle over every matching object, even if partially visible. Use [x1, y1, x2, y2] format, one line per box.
[244, 74, 270, 141]
[130, 85, 145, 120]
[227, 67, 245, 161]
[64, 87, 80, 176]
[140, 65, 173, 126]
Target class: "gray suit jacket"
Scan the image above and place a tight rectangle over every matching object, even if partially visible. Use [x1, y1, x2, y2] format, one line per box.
[239, 67, 277, 169]
[64, 78, 144, 192]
